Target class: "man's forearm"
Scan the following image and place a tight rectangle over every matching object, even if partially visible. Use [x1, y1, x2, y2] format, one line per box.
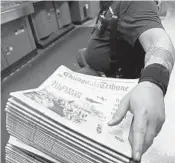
[139, 28, 175, 95]
[141, 44, 175, 95]
[139, 28, 175, 74]
[144, 46, 174, 73]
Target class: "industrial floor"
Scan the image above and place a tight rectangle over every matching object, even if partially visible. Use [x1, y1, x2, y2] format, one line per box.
[1, 13, 175, 163]
[1, 25, 94, 163]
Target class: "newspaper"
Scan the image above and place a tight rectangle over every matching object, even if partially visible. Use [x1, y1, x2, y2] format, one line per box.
[6, 114, 103, 163]
[6, 99, 129, 163]
[10, 65, 138, 158]
[7, 136, 60, 163]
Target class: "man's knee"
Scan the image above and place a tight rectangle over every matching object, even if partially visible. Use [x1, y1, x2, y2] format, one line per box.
[77, 48, 88, 68]
[77, 66, 101, 76]
[78, 49, 110, 72]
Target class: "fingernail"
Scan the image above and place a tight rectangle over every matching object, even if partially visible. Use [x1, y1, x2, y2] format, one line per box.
[135, 152, 141, 161]
[132, 161, 140, 163]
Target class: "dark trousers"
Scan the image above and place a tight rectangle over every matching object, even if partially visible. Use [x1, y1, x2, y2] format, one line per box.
[77, 47, 143, 79]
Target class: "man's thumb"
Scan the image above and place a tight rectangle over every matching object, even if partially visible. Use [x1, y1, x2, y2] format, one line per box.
[108, 93, 130, 126]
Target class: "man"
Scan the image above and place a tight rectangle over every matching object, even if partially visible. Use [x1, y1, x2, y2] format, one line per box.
[76, 1, 175, 162]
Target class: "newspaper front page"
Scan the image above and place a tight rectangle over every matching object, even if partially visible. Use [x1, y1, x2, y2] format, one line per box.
[10, 65, 138, 158]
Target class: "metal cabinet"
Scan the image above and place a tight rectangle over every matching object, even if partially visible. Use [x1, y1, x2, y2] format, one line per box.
[44, 1, 58, 33]
[53, 1, 72, 28]
[88, 1, 100, 19]
[70, 1, 90, 24]
[1, 17, 36, 66]
[159, 2, 168, 16]
[1, 49, 9, 71]
[30, 1, 59, 41]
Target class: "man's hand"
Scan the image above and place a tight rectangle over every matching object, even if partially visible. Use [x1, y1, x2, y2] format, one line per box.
[108, 81, 166, 162]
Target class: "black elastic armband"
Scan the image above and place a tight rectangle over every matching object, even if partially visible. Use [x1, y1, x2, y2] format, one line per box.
[139, 63, 170, 95]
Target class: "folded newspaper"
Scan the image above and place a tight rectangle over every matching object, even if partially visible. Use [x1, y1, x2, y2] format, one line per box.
[6, 65, 139, 163]
[6, 136, 60, 163]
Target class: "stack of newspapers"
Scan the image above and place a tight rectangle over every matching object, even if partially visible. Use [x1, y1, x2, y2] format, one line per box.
[5, 65, 138, 163]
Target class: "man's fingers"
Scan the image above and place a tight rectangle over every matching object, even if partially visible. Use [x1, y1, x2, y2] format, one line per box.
[132, 114, 147, 162]
[128, 125, 133, 147]
[142, 132, 155, 154]
[108, 94, 130, 126]
[142, 121, 156, 154]
[142, 119, 162, 154]
[155, 116, 165, 137]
